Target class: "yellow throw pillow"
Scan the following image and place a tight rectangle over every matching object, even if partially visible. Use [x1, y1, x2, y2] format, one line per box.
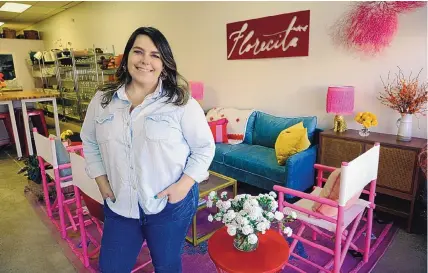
[275, 122, 311, 165]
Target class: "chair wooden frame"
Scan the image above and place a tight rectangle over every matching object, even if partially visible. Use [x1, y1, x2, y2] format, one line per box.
[70, 152, 153, 272]
[274, 143, 381, 273]
[33, 128, 84, 239]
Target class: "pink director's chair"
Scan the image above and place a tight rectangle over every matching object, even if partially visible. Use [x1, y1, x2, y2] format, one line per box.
[274, 143, 381, 273]
[32, 128, 84, 239]
[70, 152, 153, 272]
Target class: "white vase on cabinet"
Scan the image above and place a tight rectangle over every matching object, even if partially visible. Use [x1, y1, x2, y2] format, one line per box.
[396, 114, 413, 142]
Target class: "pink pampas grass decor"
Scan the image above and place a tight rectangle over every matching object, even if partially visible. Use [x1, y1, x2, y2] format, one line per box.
[331, 1, 427, 55]
[392, 1, 427, 13]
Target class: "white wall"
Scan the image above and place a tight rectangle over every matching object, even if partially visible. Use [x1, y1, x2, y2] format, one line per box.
[0, 38, 45, 89]
[31, 1, 427, 138]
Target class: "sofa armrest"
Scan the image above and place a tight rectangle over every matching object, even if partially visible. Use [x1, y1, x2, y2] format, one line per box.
[312, 128, 323, 147]
[284, 145, 317, 197]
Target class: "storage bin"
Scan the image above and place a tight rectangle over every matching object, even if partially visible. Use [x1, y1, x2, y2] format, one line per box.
[3, 28, 16, 39]
[24, 30, 39, 40]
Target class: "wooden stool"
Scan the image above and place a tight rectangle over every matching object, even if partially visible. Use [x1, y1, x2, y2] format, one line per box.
[13, 108, 49, 156]
[28, 109, 49, 137]
[0, 112, 14, 144]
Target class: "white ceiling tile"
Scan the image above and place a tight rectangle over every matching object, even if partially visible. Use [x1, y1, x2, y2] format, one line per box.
[34, 1, 70, 8]
[9, 1, 39, 6]
[0, 2, 32, 13]
[62, 1, 81, 9]
[44, 7, 65, 16]
[25, 6, 56, 14]
[10, 12, 45, 22]
[0, 10, 19, 20]
[0, 1, 76, 30]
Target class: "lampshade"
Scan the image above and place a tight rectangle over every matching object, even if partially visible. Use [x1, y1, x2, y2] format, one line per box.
[189, 81, 204, 100]
[326, 86, 355, 114]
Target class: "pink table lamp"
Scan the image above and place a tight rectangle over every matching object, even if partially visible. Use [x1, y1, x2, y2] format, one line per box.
[189, 81, 204, 105]
[326, 86, 355, 132]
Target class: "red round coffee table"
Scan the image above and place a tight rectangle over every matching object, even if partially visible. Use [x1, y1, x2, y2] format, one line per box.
[208, 226, 290, 273]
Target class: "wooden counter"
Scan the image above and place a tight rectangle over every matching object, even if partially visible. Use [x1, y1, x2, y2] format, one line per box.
[0, 88, 61, 157]
[0, 89, 60, 101]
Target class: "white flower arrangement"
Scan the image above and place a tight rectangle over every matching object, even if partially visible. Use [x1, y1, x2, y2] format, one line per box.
[207, 191, 297, 251]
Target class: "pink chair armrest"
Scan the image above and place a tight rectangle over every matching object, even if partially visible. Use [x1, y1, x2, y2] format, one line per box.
[314, 163, 336, 173]
[273, 185, 338, 208]
[66, 144, 83, 153]
[274, 185, 339, 224]
[58, 163, 72, 170]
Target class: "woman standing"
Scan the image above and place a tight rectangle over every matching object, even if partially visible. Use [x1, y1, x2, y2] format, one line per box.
[80, 26, 215, 273]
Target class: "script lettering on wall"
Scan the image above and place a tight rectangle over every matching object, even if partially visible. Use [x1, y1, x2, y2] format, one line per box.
[226, 10, 310, 60]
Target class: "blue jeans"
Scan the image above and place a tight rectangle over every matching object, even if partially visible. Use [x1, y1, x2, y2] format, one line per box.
[99, 183, 198, 273]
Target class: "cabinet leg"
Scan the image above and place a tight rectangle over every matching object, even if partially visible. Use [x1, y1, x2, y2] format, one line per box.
[407, 199, 416, 233]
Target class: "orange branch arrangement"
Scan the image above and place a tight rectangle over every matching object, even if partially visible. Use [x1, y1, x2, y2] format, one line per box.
[378, 67, 428, 116]
[0, 73, 6, 89]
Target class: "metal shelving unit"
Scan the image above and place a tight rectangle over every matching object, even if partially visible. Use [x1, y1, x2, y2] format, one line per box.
[28, 58, 57, 89]
[40, 45, 117, 122]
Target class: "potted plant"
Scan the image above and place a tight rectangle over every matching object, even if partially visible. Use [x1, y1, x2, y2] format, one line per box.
[378, 67, 427, 141]
[23, 155, 50, 201]
[60, 129, 74, 145]
[354, 111, 378, 137]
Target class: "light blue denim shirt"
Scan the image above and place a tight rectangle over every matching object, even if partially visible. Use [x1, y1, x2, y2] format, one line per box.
[80, 80, 215, 218]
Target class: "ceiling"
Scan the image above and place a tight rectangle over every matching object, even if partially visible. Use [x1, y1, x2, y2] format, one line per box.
[0, 1, 82, 31]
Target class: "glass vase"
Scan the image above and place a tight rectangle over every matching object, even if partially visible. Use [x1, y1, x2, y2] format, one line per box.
[233, 235, 258, 252]
[359, 126, 370, 137]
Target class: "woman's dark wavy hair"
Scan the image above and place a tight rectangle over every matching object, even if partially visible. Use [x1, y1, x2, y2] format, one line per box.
[100, 27, 189, 108]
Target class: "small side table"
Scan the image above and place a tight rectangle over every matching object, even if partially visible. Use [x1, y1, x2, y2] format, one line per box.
[208, 226, 289, 273]
[186, 171, 237, 246]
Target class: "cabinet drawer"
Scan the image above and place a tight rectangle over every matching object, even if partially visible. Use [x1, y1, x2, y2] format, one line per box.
[320, 137, 364, 168]
[367, 144, 416, 194]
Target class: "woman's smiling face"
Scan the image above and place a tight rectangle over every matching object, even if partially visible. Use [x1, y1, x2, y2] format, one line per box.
[127, 34, 163, 86]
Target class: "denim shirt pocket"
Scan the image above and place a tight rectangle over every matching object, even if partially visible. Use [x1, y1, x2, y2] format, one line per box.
[95, 112, 114, 144]
[144, 114, 180, 141]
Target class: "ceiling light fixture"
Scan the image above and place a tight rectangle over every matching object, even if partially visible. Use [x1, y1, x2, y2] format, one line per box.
[0, 2, 32, 13]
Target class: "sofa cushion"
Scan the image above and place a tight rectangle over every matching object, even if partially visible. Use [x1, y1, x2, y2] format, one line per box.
[208, 118, 229, 143]
[213, 143, 250, 164]
[243, 111, 257, 145]
[50, 135, 72, 179]
[252, 112, 317, 149]
[275, 122, 311, 165]
[312, 168, 362, 217]
[224, 145, 286, 182]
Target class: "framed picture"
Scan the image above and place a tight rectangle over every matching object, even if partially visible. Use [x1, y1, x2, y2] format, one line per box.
[0, 54, 16, 80]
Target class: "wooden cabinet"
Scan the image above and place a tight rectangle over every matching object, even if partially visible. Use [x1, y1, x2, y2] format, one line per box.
[319, 129, 426, 232]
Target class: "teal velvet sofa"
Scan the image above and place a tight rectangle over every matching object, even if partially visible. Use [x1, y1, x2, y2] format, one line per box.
[209, 111, 321, 198]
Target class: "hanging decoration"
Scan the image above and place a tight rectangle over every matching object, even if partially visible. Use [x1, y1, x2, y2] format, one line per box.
[330, 1, 426, 55]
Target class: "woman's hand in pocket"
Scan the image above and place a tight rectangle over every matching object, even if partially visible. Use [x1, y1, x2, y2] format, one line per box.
[95, 175, 116, 202]
[156, 174, 195, 204]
